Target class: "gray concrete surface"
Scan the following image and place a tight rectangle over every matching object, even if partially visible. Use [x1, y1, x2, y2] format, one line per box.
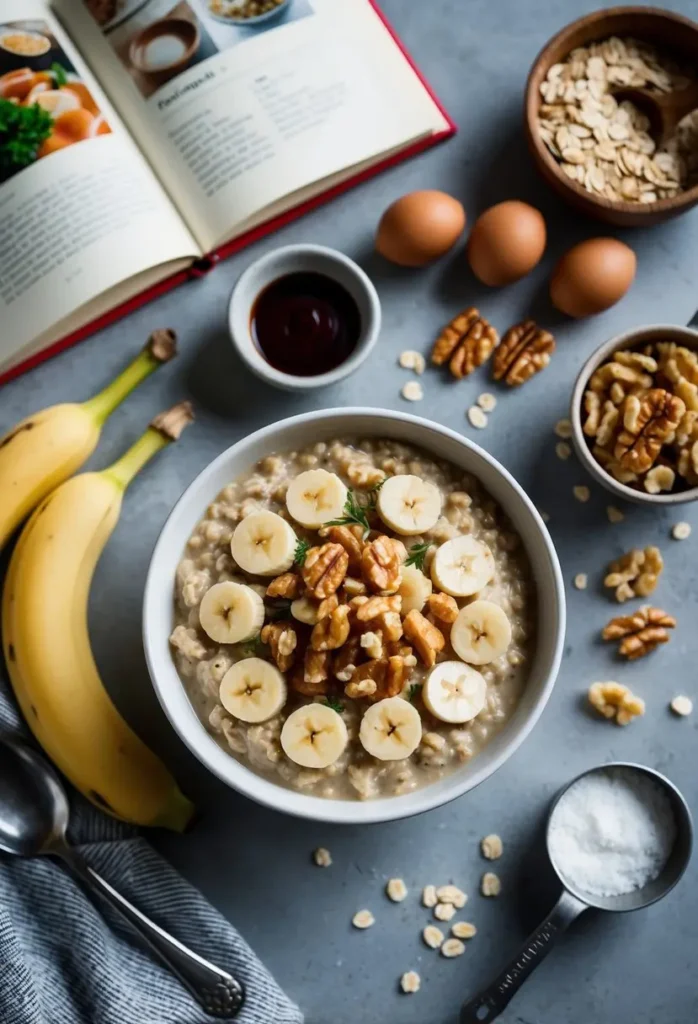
[2, 2, 698, 1021]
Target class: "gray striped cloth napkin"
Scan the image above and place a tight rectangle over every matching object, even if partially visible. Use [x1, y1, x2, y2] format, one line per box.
[0, 678, 304, 1024]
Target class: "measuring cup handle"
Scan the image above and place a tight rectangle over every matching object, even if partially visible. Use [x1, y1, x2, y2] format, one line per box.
[459, 889, 588, 1024]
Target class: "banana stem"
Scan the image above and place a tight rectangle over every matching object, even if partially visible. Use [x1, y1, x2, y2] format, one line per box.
[102, 401, 194, 492]
[82, 330, 178, 426]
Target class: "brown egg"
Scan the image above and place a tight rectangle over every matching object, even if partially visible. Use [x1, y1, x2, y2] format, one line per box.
[550, 238, 637, 318]
[467, 200, 546, 286]
[376, 190, 466, 267]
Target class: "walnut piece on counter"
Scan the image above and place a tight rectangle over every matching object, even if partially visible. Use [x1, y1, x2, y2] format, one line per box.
[431, 307, 499, 379]
[301, 542, 349, 599]
[492, 320, 555, 387]
[588, 681, 645, 725]
[602, 604, 676, 659]
[603, 546, 663, 603]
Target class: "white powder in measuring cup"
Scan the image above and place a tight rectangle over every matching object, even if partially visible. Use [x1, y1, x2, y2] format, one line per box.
[548, 767, 676, 898]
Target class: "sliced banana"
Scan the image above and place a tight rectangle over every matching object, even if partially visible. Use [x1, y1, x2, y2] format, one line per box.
[220, 657, 287, 723]
[281, 703, 348, 768]
[423, 661, 487, 723]
[431, 536, 494, 597]
[199, 581, 265, 644]
[377, 475, 442, 536]
[359, 696, 422, 761]
[231, 510, 296, 577]
[290, 596, 319, 625]
[285, 469, 348, 529]
[398, 564, 433, 614]
[451, 600, 512, 665]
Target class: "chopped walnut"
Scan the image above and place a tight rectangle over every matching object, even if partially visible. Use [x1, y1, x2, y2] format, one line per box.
[602, 605, 676, 659]
[427, 592, 459, 624]
[332, 635, 361, 681]
[311, 604, 351, 651]
[588, 681, 645, 725]
[603, 546, 663, 603]
[589, 361, 652, 394]
[261, 621, 298, 672]
[266, 573, 302, 599]
[644, 465, 675, 494]
[360, 630, 384, 660]
[344, 678, 378, 699]
[355, 594, 401, 624]
[403, 609, 445, 667]
[301, 543, 348, 599]
[326, 524, 364, 573]
[342, 576, 367, 598]
[492, 320, 555, 386]
[349, 655, 409, 701]
[291, 649, 331, 696]
[316, 593, 340, 621]
[431, 307, 499, 379]
[361, 534, 401, 594]
[346, 461, 385, 489]
[614, 389, 685, 474]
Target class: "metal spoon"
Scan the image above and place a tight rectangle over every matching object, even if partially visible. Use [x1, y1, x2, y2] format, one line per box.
[0, 735, 245, 1019]
[613, 81, 698, 148]
[460, 762, 693, 1023]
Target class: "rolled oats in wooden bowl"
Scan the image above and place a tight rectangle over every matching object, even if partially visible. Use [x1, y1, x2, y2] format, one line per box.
[525, 9, 698, 226]
[143, 410, 564, 824]
[571, 324, 698, 505]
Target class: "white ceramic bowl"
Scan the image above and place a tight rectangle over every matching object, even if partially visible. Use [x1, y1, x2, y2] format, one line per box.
[570, 324, 698, 506]
[228, 244, 381, 391]
[143, 409, 565, 825]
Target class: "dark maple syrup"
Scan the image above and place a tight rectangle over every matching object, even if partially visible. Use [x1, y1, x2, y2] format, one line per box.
[250, 271, 361, 377]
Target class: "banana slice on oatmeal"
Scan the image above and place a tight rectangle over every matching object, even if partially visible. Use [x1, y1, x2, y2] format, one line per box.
[359, 696, 422, 761]
[451, 599, 512, 665]
[285, 469, 348, 528]
[377, 475, 442, 536]
[220, 657, 287, 723]
[431, 535, 495, 597]
[281, 704, 348, 768]
[231, 510, 297, 576]
[423, 661, 487, 723]
[199, 581, 265, 644]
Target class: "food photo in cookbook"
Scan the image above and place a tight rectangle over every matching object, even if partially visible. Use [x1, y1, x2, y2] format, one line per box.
[0, 20, 110, 183]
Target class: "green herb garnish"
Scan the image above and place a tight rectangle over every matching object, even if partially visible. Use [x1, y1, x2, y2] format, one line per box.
[404, 542, 432, 571]
[50, 62, 69, 87]
[0, 99, 53, 182]
[294, 538, 310, 565]
[328, 486, 381, 537]
[324, 695, 344, 714]
[408, 682, 421, 703]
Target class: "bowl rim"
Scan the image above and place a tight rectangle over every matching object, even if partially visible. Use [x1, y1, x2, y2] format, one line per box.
[129, 17, 201, 70]
[143, 407, 566, 824]
[524, 5, 698, 218]
[570, 323, 698, 505]
[227, 243, 381, 392]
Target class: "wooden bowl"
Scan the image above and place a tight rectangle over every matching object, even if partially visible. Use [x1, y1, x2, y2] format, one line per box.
[524, 7, 698, 227]
[129, 18, 200, 76]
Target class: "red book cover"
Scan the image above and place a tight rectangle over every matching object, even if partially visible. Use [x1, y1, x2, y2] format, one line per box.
[0, 1, 455, 388]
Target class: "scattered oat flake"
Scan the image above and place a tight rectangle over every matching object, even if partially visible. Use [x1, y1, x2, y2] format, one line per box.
[399, 349, 426, 374]
[436, 884, 467, 908]
[467, 405, 488, 429]
[607, 506, 625, 524]
[352, 909, 375, 929]
[422, 925, 444, 949]
[574, 573, 588, 590]
[401, 380, 424, 402]
[386, 878, 408, 902]
[451, 921, 477, 940]
[556, 441, 572, 460]
[313, 847, 332, 867]
[573, 485, 591, 503]
[434, 901, 457, 922]
[477, 392, 497, 412]
[672, 522, 691, 541]
[422, 884, 437, 908]
[441, 938, 466, 958]
[481, 834, 503, 860]
[671, 695, 693, 716]
[400, 971, 421, 994]
[555, 418, 573, 439]
[481, 872, 501, 897]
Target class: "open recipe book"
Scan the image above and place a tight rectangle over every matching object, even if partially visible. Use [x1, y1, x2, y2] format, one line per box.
[0, 0, 454, 382]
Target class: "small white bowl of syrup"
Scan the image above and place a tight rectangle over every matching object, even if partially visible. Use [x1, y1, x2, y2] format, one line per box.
[228, 244, 381, 391]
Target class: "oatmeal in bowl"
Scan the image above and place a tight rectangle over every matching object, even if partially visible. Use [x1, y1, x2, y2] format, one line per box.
[144, 409, 564, 824]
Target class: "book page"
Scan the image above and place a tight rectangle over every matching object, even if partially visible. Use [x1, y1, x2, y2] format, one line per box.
[0, 3, 200, 375]
[55, 0, 449, 252]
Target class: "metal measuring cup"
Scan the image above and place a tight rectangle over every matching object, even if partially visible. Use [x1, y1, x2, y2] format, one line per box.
[460, 762, 693, 1024]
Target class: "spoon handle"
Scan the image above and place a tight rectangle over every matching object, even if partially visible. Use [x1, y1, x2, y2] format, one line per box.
[459, 889, 587, 1024]
[58, 847, 245, 1019]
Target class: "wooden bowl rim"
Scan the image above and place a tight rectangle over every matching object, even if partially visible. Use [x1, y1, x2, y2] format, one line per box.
[524, 5, 698, 218]
[129, 17, 200, 70]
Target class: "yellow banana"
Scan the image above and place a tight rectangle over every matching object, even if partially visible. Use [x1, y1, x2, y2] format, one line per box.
[0, 329, 176, 553]
[2, 402, 195, 831]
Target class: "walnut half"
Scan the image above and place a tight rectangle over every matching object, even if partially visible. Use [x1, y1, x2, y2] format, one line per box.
[614, 388, 685, 475]
[588, 681, 645, 725]
[301, 542, 348, 599]
[602, 605, 676, 659]
[603, 546, 663, 603]
[431, 307, 499, 379]
[492, 320, 555, 387]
